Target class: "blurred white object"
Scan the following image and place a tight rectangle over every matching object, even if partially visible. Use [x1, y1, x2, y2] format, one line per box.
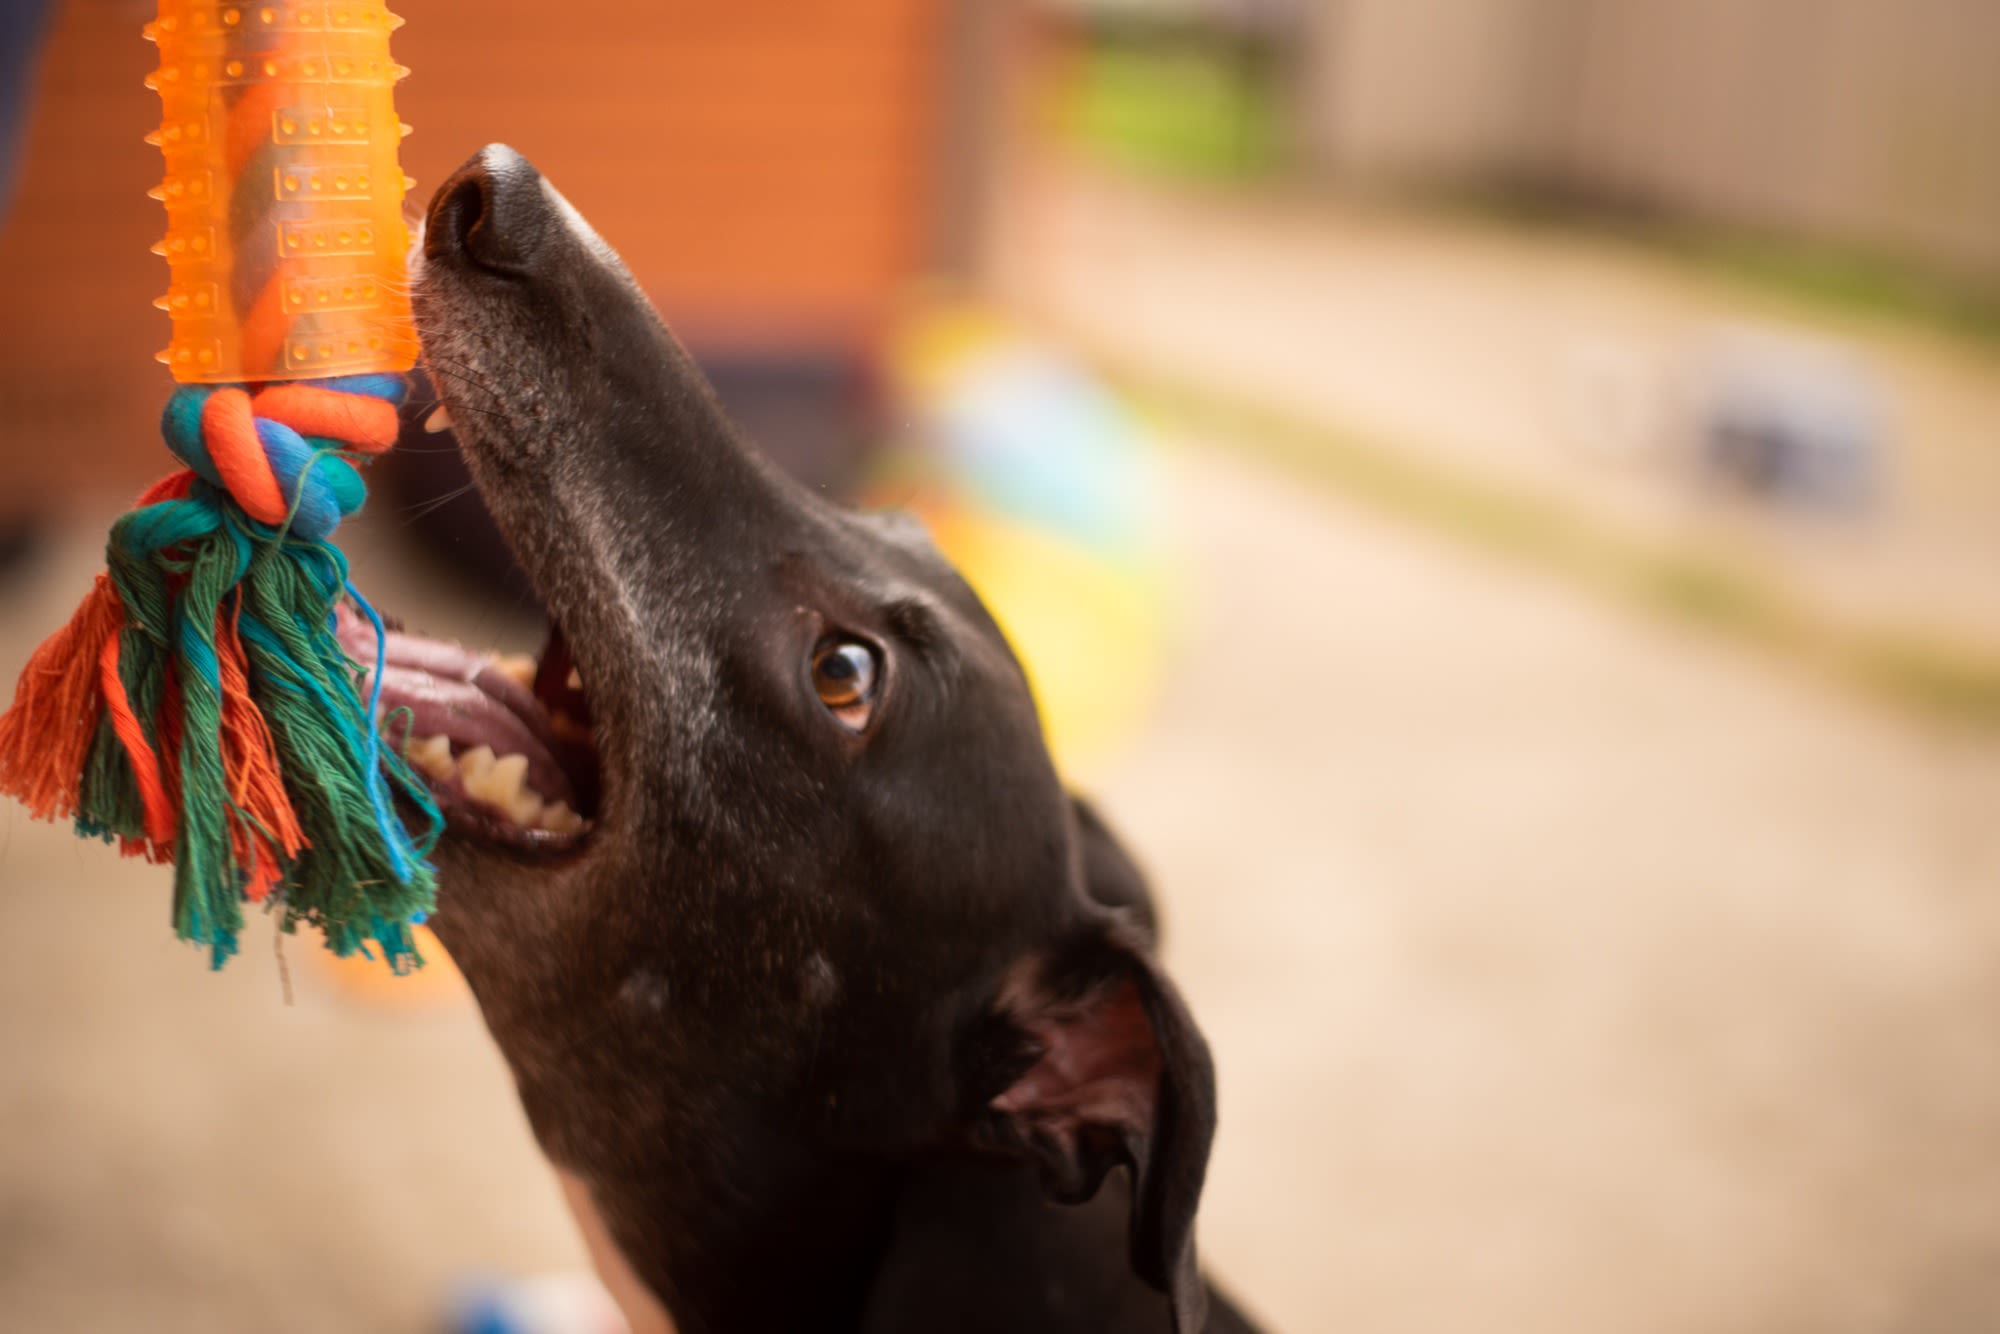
[1689, 328, 1888, 516]
[449, 1271, 628, 1334]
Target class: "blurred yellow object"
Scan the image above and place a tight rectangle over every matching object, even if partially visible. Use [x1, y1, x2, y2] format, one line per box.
[145, 0, 418, 383]
[918, 504, 1171, 778]
[890, 295, 1013, 393]
[879, 296, 1181, 777]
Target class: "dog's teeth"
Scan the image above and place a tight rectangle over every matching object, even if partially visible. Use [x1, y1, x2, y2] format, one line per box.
[461, 746, 511, 794]
[566, 667, 583, 691]
[504, 789, 544, 827]
[494, 654, 536, 690]
[494, 754, 543, 825]
[423, 404, 453, 434]
[405, 733, 456, 781]
[459, 744, 497, 785]
[539, 801, 585, 834]
[492, 751, 529, 789]
[463, 749, 542, 825]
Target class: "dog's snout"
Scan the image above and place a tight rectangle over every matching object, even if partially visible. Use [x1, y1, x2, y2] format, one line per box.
[425, 144, 549, 275]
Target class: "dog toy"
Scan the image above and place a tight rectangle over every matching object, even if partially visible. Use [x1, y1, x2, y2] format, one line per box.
[0, 0, 438, 968]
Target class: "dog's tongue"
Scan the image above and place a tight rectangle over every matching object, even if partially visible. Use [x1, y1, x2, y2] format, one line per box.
[332, 604, 574, 806]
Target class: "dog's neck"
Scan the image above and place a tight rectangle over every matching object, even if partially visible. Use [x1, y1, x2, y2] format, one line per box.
[438, 907, 901, 1334]
[571, 1143, 899, 1334]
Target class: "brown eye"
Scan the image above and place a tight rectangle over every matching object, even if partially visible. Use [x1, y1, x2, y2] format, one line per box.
[811, 637, 880, 729]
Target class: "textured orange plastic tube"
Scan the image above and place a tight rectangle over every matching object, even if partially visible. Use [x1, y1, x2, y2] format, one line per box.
[145, 1, 419, 384]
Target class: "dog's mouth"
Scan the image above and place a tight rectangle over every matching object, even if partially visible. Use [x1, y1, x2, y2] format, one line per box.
[335, 604, 600, 852]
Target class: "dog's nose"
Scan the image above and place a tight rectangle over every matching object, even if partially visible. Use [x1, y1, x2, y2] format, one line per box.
[425, 144, 549, 275]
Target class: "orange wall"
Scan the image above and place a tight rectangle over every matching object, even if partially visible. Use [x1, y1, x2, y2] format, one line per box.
[396, 1, 945, 328]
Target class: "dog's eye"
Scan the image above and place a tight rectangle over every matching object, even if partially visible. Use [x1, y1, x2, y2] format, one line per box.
[811, 637, 880, 730]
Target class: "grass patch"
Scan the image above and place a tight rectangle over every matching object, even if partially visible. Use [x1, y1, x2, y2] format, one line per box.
[1446, 191, 2000, 349]
[1690, 233, 2000, 346]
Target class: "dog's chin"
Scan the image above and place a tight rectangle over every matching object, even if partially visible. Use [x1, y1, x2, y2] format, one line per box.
[335, 601, 601, 854]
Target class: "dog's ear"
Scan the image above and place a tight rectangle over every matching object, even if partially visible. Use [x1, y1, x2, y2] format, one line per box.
[1070, 795, 1158, 942]
[971, 927, 1216, 1332]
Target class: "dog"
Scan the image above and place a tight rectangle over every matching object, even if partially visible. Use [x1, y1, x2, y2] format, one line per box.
[373, 144, 1259, 1334]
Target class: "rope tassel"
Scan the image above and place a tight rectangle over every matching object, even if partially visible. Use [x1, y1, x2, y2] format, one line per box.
[0, 574, 123, 824]
[0, 377, 442, 969]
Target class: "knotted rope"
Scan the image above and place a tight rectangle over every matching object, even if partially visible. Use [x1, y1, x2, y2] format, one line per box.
[0, 376, 441, 968]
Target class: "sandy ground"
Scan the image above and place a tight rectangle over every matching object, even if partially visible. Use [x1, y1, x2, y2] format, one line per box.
[1117, 446, 2000, 1334]
[5, 438, 2000, 1331]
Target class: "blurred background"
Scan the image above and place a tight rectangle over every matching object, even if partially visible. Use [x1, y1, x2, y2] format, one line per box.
[5, 0, 2000, 1330]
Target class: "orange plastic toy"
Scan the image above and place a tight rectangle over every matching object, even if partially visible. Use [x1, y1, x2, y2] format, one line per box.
[145, 0, 418, 384]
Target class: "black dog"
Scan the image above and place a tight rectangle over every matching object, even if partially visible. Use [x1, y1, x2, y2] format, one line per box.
[382, 145, 1258, 1334]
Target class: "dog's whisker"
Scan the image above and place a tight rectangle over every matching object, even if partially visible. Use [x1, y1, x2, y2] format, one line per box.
[421, 365, 507, 406]
[415, 397, 506, 422]
[419, 352, 504, 389]
[398, 480, 480, 526]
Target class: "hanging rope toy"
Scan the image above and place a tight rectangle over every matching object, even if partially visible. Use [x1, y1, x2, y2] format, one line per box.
[0, 1, 438, 968]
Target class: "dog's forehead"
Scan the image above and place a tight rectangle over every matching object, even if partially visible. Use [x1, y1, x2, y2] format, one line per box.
[858, 513, 1019, 644]
[858, 507, 949, 562]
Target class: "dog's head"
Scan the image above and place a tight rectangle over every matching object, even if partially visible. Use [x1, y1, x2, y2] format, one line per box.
[397, 145, 1214, 1329]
